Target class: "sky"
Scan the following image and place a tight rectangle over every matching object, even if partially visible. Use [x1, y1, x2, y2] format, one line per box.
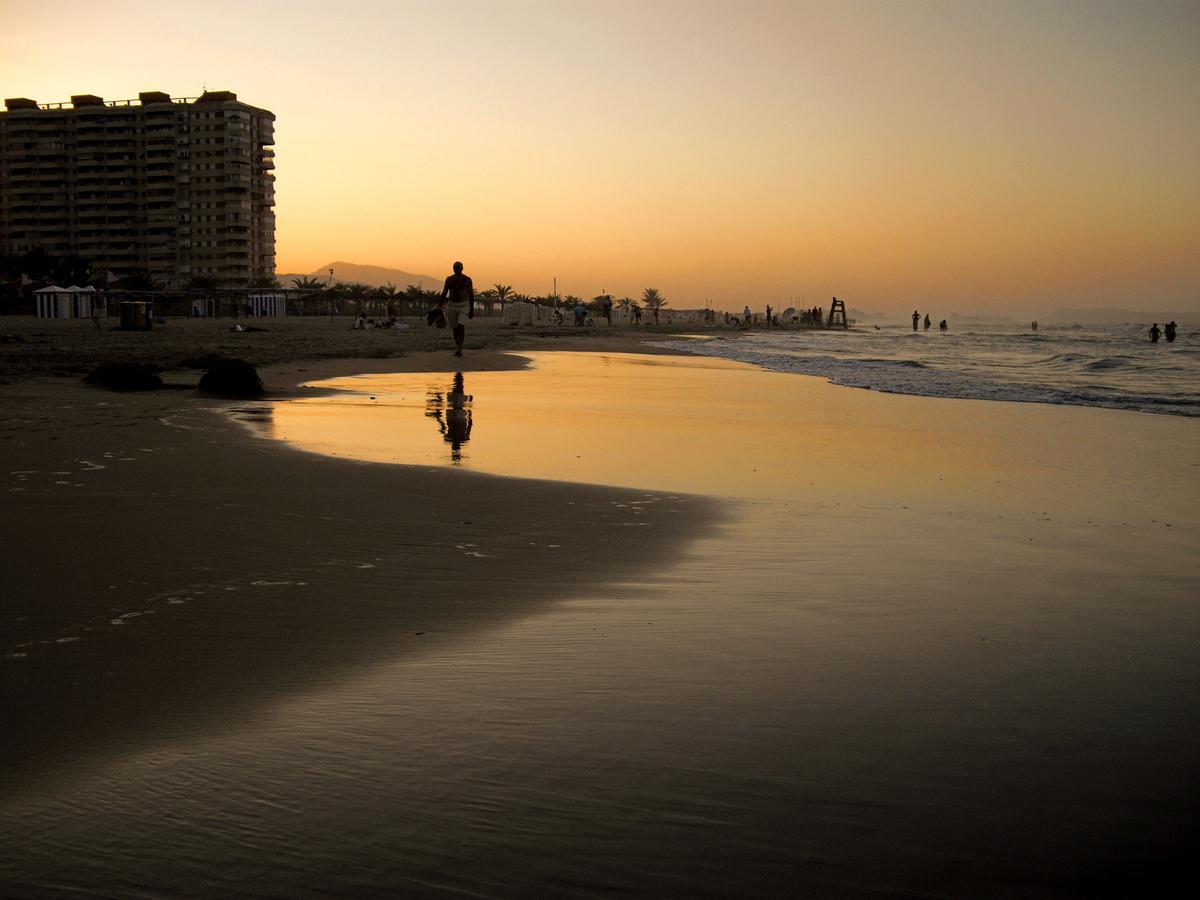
[3, 0, 1198, 314]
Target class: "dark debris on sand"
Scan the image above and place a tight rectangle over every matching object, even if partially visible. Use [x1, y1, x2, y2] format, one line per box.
[83, 362, 164, 391]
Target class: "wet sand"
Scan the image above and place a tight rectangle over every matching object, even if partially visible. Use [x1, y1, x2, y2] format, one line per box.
[0, 370, 718, 799]
[2, 327, 1199, 896]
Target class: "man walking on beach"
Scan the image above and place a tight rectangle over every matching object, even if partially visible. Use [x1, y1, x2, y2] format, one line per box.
[438, 261, 475, 357]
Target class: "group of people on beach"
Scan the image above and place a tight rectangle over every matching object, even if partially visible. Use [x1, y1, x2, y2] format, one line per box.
[352, 314, 408, 331]
[912, 311, 948, 332]
[720, 305, 827, 327]
[1149, 321, 1177, 343]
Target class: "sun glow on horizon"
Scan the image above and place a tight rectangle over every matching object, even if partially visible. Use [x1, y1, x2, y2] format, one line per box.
[3, 0, 1198, 313]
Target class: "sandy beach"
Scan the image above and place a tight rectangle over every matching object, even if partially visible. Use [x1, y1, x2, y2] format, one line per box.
[2, 316, 1198, 896]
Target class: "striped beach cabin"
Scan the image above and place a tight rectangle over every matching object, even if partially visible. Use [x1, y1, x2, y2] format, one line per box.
[34, 285, 103, 319]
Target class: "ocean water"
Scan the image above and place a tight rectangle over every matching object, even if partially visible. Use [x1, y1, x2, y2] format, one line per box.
[650, 322, 1199, 417]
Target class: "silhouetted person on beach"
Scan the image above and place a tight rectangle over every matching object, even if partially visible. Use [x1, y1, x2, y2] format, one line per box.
[939, 319, 948, 332]
[1164, 321, 1177, 342]
[766, 305, 772, 326]
[1032, 321, 1038, 332]
[912, 310, 920, 331]
[1149, 323, 1161, 343]
[437, 261, 474, 357]
[923, 314, 931, 332]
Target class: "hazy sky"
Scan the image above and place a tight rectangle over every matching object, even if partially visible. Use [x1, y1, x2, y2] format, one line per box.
[4, 0, 1198, 312]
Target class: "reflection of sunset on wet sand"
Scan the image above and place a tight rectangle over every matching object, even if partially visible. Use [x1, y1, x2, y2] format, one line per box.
[267, 351, 1193, 518]
[251, 349, 1200, 893]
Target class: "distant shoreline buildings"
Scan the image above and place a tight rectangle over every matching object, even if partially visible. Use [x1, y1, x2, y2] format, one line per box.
[0, 90, 275, 290]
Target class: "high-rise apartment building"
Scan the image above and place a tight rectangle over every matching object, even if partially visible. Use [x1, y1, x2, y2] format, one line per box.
[0, 90, 275, 289]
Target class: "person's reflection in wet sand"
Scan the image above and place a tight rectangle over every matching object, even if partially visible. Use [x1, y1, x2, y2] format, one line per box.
[425, 372, 473, 462]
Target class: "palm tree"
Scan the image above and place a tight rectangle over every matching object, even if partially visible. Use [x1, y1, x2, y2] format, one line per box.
[476, 288, 499, 316]
[249, 275, 282, 290]
[292, 276, 325, 291]
[642, 287, 667, 324]
[617, 297, 632, 315]
[404, 283, 439, 316]
[494, 284, 513, 313]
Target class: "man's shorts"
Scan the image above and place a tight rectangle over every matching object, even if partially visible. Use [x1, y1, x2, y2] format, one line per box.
[445, 301, 470, 328]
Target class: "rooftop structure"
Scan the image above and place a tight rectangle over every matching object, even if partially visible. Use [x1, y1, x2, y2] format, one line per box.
[0, 90, 275, 289]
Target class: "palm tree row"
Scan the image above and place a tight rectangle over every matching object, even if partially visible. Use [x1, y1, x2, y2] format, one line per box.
[287, 275, 668, 322]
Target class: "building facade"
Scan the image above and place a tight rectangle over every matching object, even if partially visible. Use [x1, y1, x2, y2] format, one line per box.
[0, 90, 275, 289]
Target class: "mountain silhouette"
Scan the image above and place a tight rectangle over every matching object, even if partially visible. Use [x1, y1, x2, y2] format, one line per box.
[277, 261, 440, 290]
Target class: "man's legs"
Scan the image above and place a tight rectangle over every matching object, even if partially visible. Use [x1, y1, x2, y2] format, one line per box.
[448, 303, 466, 356]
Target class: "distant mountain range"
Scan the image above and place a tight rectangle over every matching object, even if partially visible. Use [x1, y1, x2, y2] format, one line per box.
[276, 261, 440, 290]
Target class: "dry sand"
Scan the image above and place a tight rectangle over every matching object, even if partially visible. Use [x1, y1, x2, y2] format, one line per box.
[2, 316, 1198, 896]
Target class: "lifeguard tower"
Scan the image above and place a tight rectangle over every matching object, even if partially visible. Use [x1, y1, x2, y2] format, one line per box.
[827, 297, 847, 329]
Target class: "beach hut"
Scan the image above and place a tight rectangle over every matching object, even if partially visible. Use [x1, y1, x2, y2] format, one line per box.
[503, 301, 553, 326]
[34, 285, 103, 319]
[191, 297, 217, 318]
[247, 292, 287, 317]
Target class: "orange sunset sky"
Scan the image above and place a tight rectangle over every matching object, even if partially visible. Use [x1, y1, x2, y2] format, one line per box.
[4, 0, 1198, 313]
